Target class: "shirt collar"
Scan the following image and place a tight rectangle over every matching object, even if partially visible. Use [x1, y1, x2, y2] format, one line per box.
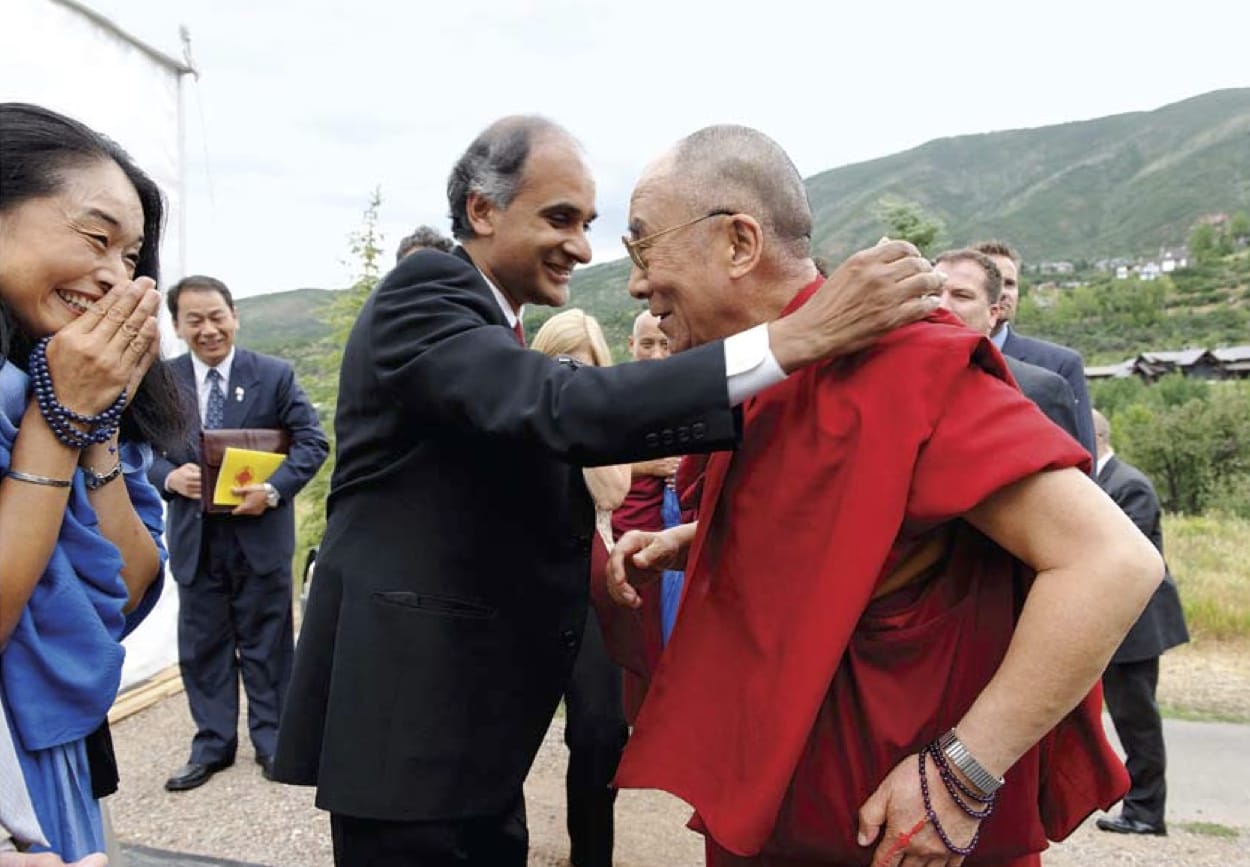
[1096, 449, 1115, 477]
[189, 347, 236, 388]
[990, 322, 1010, 350]
[479, 271, 522, 329]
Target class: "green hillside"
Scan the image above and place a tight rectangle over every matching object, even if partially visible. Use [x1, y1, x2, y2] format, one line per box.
[806, 88, 1250, 264]
[241, 88, 1250, 362]
[235, 287, 336, 355]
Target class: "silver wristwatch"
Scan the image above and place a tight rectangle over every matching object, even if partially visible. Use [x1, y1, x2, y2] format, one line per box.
[263, 482, 280, 508]
[937, 728, 1004, 796]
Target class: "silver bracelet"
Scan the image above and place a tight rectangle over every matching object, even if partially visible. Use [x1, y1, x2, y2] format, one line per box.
[5, 468, 73, 488]
[937, 728, 1004, 797]
[82, 461, 124, 491]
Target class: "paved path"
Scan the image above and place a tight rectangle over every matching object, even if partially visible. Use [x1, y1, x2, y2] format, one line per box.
[120, 843, 266, 867]
[1103, 714, 1250, 828]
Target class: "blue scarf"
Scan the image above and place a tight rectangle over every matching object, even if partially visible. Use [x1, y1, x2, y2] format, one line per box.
[0, 360, 165, 856]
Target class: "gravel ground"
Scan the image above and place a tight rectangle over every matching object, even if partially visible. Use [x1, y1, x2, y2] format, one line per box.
[107, 645, 1249, 867]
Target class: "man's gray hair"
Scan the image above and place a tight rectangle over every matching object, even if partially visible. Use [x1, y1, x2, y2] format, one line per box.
[669, 125, 812, 258]
[447, 115, 570, 240]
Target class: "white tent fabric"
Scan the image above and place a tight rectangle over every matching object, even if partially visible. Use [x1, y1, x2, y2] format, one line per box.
[0, 0, 191, 690]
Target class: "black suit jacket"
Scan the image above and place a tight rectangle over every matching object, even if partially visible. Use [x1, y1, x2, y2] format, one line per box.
[148, 348, 329, 582]
[1005, 356, 1082, 445]
[1001, 328, 1096, 458]
[275, 247, 740, 821]
[1096, 455, 1189, 663]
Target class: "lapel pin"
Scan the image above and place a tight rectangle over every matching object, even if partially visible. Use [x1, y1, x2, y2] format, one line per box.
[235, 386, 245, 402]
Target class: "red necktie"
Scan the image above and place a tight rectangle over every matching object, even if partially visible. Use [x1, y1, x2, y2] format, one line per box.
[512, 320, 526, 347]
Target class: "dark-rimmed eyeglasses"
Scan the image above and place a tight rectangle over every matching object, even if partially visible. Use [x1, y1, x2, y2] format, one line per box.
[621, 209, 734, 273]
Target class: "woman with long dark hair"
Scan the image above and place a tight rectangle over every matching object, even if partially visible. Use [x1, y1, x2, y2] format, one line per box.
[0, 102, 185, 861]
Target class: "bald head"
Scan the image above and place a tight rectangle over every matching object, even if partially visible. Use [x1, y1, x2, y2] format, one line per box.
[644, 125, 813, 260]
[1092, 408, 1112, 458]
[629, 310, 670, 360]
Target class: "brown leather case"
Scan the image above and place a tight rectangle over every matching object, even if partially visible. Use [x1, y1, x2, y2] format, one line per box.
[200, 428, 291, 514]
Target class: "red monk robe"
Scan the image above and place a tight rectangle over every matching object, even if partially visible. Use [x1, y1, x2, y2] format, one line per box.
[610, 476, 670, 722]
[612, 290, 1127, 866]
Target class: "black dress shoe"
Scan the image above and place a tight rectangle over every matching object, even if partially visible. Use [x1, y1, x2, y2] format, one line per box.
[255, 753, 276, 781]
[1095, 814, 1167, 836]
[164, 758, 232, 792]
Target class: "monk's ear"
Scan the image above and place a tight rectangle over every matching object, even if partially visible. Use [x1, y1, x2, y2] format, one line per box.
[466, 191, 498, 238]
[726, 214, 763, 278]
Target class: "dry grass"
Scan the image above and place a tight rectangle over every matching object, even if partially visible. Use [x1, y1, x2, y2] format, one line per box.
[1164, 513, 1250, 642]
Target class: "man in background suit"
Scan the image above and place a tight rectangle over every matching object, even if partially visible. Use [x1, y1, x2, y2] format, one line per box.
[1092, 409, 1190, 836]
[273, 115, 944, 867]
[932, 248, 1083, 440]
[975, 240, 1096, 457]
[395, 224, 454, 263]
[151, 275, 328, 793]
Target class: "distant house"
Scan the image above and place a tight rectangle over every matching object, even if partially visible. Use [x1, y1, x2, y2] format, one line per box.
[1085, 359, 1136, 380]
[1135, 349, 1223, 380]
[1213, 345, 1250, 379]
[1160, 246, 1189, 272]
[1139, 262, 1162, 281]
[1085, 347, 1239, 382]
[1038, 261, 1075, 275]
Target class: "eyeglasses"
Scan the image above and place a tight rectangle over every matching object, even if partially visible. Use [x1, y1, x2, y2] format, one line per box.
[621, 209, 734, 273]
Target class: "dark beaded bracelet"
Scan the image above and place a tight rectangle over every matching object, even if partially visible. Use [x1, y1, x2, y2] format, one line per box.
[28, 337, 126, 449]
[927, 740, 997, 820]
[918, 747, 982, 857]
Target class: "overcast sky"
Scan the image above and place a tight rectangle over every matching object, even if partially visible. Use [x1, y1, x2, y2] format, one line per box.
[89, 0, 1248, 298]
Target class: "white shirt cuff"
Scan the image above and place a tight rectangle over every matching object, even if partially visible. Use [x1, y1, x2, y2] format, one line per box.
[724, 324, 786, 406]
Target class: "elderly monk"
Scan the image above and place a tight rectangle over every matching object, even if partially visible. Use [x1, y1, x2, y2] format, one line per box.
[606, 125, 1162, 867]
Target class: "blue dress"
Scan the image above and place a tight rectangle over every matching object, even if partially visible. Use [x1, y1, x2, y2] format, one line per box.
[0, 361, 166, 859]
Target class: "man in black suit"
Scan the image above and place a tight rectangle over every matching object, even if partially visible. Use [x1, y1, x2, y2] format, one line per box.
[1092, 409, 1190, 836]
[273, 115, 944, 867]
[932, 249, 1083, 440]
[974, 240, 1096, 457]
[151, 276, 328, 792]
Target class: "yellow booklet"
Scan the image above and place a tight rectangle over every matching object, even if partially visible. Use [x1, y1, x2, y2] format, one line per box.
[212, 447, 286, 507]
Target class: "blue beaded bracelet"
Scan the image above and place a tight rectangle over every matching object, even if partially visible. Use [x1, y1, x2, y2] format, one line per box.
[28, 337, 126, 449]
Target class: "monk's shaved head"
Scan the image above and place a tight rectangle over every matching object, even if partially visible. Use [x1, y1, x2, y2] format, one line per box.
[661, 125, 813, 260]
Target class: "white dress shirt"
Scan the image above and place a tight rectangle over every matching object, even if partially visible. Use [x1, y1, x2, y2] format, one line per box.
[1096, 448, 1114, 478]
[189, 348, 237, 425]
[477, 270, 785, 407]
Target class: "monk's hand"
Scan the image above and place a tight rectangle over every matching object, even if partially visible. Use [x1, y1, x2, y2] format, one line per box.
[767, 241, 944, 373]
[231, 485, 270, 516]
[606, 526, 688, 608]
[857, 754, 979, 867]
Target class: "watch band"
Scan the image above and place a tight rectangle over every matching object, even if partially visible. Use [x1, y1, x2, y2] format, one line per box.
[82, 462, 124, 491]
[937, 728, 1004, 797]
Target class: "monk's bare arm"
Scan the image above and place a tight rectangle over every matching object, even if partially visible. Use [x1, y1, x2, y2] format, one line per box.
[956, 466, 1163, 777]
[582, 464, 632, 511]
[606, 522, 698, 608]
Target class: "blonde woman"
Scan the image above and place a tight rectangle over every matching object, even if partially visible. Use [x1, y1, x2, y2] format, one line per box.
[530, 308, 630, 867]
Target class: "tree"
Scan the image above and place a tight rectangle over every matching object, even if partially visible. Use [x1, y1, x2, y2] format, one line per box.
[874, 199, 944, 255]
[1189, 222, 1218, 264]
[1230, 210, 1250, 245]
